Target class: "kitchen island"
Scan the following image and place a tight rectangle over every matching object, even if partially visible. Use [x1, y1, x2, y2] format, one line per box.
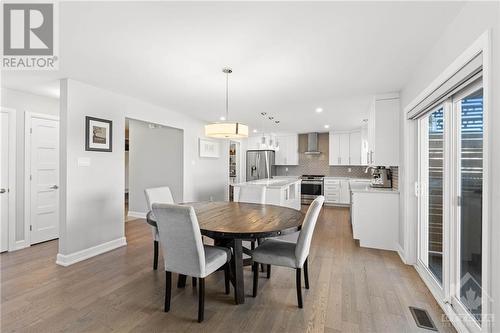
[232, 178, 301, 210]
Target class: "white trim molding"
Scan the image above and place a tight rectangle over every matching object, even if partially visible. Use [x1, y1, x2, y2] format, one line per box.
[56, 237, 127, 267]
[127, 210, 147, 219]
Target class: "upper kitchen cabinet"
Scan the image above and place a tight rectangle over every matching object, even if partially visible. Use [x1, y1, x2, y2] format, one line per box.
[275, 134, 299, 165]
[329, 130, 362, 165]
[367, 94, 400, 166]
[246, 135, 262, 150]
[360, 123, 369, 165]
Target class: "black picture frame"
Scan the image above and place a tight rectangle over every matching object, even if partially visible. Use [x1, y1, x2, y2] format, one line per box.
[85, 116, 113, 152]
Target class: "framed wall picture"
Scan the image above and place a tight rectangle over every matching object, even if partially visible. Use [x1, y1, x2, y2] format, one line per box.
[85, 116, 113, 152]
[199, 138, 220, 158]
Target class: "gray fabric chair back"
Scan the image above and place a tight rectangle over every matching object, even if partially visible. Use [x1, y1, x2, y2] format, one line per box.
[237, 186, 266, 204]
[295, 196, 324, 267]
[152, 203, 205, 277]
[145, 186, 174, 210]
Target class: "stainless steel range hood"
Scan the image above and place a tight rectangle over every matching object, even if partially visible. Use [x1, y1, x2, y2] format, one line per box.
[305, 133, 321, 155]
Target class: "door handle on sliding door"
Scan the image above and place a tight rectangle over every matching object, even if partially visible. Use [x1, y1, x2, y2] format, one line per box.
[49, 185, 59, 190]
[0, 188, 6, 194]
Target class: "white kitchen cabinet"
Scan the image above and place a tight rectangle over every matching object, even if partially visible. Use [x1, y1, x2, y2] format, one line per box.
[246, 136, 262, 150]
[329, 131, 363, 165]
[324, 178, 349, 205]
[350, 190, 399, 251]
[349, 130, 361, 165]
[361, 124, 369, 165]
[329, 132, 349, 165]
[275, 134, 298, 165]
[367, 95, 400, 166]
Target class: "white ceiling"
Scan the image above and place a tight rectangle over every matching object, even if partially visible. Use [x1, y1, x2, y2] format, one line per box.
[2, 1, 464, 133]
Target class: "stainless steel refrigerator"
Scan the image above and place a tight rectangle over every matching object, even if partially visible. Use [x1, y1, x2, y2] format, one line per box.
[246, 150, 276, 181]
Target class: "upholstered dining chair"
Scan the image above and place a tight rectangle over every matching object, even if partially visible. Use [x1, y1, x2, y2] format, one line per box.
[145, 186, 174, 270]
[152, 203, 231, 323]
[251, 196, 324, 308]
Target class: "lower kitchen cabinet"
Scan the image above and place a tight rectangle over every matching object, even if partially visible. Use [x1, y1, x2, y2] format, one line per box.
[324, 178, 349, 205]
[350, 190, 399, 251]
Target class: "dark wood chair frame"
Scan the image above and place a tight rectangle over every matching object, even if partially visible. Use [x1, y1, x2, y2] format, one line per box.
[165, 262, 231, 323]
[252, 257, 309, 308]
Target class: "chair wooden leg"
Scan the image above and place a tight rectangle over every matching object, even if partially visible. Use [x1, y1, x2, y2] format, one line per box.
[224, 263, 230, 295]
[177, 274, 187, 288]
[192, 277, 197, 287]
[165, 271, 172, 312]
[266, 264, 271, 279]
[252, 262, 259, 297]
[198, 278, 205, 323]
[296, 268, 303, 308]
[153, 240, 159, 270]
[304, 258, 310, 289]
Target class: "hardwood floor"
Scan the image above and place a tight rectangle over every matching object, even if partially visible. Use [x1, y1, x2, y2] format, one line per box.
[1, 206, 456, 332]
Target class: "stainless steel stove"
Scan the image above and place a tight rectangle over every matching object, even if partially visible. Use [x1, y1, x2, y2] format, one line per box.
[300, 175, 324, 204]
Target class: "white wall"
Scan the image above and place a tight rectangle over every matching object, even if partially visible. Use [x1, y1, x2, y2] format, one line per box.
[128, 119, 183, 214]
[58, 79, 229, 262]
[0, 88, 59, 246]
[399, 2, 500, 330]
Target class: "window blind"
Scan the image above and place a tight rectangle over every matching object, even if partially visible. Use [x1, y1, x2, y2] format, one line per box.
[407, 53, 483, 120]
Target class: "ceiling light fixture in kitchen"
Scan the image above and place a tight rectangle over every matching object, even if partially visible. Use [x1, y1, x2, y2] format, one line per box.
[205, 68, 248, 139]
[315, 107, 323, 113]
[324, 124, 330, 129]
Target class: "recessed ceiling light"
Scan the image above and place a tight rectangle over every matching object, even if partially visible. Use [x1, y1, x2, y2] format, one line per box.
[219, 116, 226, 121]
[253, 129, 258, 133]
[315, 107, 323, 113]
[324, 124, 330, 129]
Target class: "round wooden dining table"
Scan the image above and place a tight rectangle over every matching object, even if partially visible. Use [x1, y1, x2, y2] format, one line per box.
[146, 201, 304, 304]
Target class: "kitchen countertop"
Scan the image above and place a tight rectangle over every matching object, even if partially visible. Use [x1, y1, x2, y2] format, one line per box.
[233, 178, 301, 189]
[349, 182, 399, 194]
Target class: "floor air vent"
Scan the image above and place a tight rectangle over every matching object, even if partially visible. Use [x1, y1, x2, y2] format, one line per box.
[409, 306, 438, 331]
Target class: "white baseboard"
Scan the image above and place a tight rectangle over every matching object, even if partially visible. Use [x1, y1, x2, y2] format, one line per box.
[10, 240, 30, 252]
[56, 237, 127, 267]
[127, 211, 147, 219]
[396, 244, 408, 264]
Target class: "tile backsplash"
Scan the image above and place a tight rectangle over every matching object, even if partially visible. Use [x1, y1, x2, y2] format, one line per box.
[274, 133, 399, 188]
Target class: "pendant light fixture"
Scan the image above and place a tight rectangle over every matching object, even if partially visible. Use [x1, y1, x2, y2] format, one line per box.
[205, 68, 249, 139]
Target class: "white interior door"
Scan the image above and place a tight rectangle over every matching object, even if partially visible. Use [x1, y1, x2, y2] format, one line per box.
[1, 111, 12, 252]
[28, 114, 60, 244]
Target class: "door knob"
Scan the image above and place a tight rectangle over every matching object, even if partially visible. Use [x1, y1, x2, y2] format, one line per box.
[49, 185, 59, 190]
[0, 188, 6, 194]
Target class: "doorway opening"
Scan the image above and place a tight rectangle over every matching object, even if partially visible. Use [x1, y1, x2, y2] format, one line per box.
[124, 118, 183, 221]
[228, 140, 241, 201]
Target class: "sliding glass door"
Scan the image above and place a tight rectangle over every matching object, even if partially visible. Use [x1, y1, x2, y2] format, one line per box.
[417, 79, 487, 331]
[452, 83, 485, 329]
[418, 106, 446, 287]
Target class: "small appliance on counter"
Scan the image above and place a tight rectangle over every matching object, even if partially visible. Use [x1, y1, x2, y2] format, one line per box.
[370, 167, 392, 188]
